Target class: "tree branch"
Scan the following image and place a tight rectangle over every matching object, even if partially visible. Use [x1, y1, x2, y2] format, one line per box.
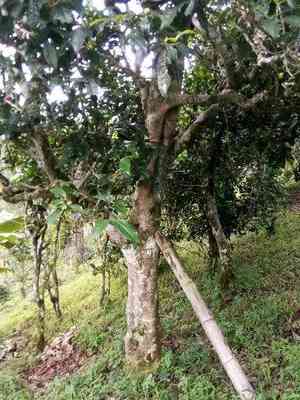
[175, 104, 220, 152]
[174, 90, 268, 153]
[31, 130, 59, 183]
[100, 49, 146, 87]
[0, 172, 49, 204]
[168, 88, 268, 112]
[167, 89, 241, 110]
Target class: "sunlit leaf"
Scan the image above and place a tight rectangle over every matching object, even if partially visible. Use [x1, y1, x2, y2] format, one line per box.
[0, 235, 18, 249]
[0, 217, 24, 234]
[70, 204, 83, 213]
[109, 219, 139, 245]
[164, 29, 195, 44]
[119, 157, 131, 176]
[48, 210, 62, 225]
[51, 186, 67, 198]
[94, 220, 109, 236]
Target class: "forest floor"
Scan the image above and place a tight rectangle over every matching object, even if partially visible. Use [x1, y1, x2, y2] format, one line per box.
[1, 211, 300, 399]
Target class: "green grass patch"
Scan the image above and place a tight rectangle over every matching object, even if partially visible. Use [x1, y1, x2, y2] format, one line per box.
[1, 212, 300, 398]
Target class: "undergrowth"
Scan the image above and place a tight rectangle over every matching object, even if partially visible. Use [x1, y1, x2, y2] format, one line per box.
[1, 212, 300, 399]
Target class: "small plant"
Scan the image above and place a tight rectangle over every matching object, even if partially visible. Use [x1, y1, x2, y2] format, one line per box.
[0, 285, 10, 304]
[0, 374, 30, 400]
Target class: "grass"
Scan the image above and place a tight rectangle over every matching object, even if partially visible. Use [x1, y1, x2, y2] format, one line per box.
[1, 211, 300, 399]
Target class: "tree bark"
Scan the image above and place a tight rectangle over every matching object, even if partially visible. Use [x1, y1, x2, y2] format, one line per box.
[155, 232, 255, 400]
[46, 267, 62, 319]
[47, 217, 63, 318]
[206, 191, 233, 289]
[122, 182, 161, 366]
[32, 222, 47, 351]
[100, 268, 106, 305]
[207, 224, 219, 272]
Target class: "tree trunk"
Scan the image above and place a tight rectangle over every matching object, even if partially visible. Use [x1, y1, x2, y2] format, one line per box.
[50, 267, 62, 318]
[47, 217, 63, 319]
[206, 191, 233, 289]
[32, 229, 47, 351]
[26, 202, 48, 351]
[207, 224, 219, 272]
[99, 235, 109, 305]
[122, 239, 160, 366]
[46, 268, 62, 319]
[122, 182, 161, 366]
[155, 232, 255, 400]
[100, 268, 106, 305]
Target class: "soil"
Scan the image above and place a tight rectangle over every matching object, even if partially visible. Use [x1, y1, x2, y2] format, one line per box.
[289, 190, 300, 213]
[23, 327, 90, 390]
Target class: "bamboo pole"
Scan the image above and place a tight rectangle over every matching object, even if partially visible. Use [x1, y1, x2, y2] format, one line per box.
[155, 232, 255, 400]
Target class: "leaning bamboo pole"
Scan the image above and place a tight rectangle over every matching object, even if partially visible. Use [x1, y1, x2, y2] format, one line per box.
[155, 232, 255, 400]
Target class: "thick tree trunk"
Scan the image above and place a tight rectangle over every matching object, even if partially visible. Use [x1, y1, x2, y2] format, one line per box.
[206, 191, 233, 288]
[156, 232, 255, 400]
[113, 76, 180, 365]
[122, 238, 160, 365]
[122, 182, 161, 366]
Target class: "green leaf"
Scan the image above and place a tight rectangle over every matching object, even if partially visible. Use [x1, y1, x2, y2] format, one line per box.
[70, 204, 83, 213]
[94, 220, 109, 236]
[0, 217, 24, 234]
[119, 157, 131, 175]
[262, 19, 281, 39]
[51, 186, 67, 198]
[43, 42, 58, 69]
[160, 8, 177, 30]
[0, 241, 14, 249]
[109, 219, 139, 245]
[286, 15, 300, 27]
[0, 235, 19, 249]
[166, 46, 178, 64]
[113, 199, 129, 216]
[0, 267, 9, 273]
[96, 192, 113, 203]
[51, 6, 73, 24]
[71, 27, 88, 53]
[48, 210, 62, 225]
[185, 0, 195, 16]
[287, 0, 296, 8]
[164, 29, 195, 45]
